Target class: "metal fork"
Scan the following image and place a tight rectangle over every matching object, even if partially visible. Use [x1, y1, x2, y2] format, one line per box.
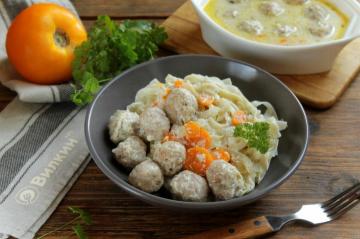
[182, 183, 360, 239]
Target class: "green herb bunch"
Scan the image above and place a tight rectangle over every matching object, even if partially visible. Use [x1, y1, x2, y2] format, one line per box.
[71, 16, 168, 105]
[234, 122, 270, 154]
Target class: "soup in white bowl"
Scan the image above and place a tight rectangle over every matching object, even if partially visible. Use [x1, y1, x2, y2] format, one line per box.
[191, 0, 360, 74]
[205, 0, 349, 46]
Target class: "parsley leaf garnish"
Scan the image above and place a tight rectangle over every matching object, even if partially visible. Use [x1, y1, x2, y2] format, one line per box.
[68, 206, 92, 225]
[36, 206, 92, 239]
[72, 224, 88, 239]
[71, 15, 168, 106]
[234, 122, 270, 154]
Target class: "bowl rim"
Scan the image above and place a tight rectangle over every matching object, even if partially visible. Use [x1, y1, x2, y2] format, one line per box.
[85, 54, 309, 210]
[191, 0, 360, 50]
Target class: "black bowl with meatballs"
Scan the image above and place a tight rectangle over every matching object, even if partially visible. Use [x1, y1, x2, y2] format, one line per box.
[85, 55, 308, 211]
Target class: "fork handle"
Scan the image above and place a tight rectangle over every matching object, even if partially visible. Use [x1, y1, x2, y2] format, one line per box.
[180, 216, 274, 239]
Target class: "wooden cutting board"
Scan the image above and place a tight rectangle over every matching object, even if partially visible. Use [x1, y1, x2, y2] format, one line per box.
[161, 1, 360, 109]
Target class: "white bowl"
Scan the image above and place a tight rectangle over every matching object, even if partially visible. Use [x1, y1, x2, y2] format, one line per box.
[191, 0, 360, 74]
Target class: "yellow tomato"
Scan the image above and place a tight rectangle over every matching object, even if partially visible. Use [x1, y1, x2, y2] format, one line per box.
[6, 3, 87, 84]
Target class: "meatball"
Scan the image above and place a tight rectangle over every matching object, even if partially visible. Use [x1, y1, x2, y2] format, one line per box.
[170, 170, 209, 202]
[139, 107, 170, 141]
[170, 124, 186, 138]
[275, 24, 297, 37]
[112, 136, 147, 168]
[169, 124, 187, 144]
[153, 141, 186, 176]
[108, 110, 139, 144]
[129, 159, 164, 193]
[309, 21, 334, 37]
[222, 10, 239, 19]
[259, 2, 284, 16]
[148, 142, 159, 159]
[239, 20, 264, 35]
[304, 4, 329, 21]
[206, 160, 244, 200]
[164, 88, 198, 124]
[284, 0, 309, 5]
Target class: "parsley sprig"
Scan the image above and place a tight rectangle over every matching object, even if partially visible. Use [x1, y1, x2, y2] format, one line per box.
[71, 16, 168, 105]
[36, 206, 92, 239]
[234, 122, 270, 154]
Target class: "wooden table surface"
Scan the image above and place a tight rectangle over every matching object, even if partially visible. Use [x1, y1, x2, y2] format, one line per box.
[1, 0, 360, 238]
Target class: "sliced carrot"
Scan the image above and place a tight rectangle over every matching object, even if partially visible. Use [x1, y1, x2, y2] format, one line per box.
[211, 148, 230, 162]
[185, 146, 214, 176]
[174, 79, 183, 88]
[232, 110, 247, 125]
[162, 88, 171, 100]
[184, 121, 212, 148]
[198, 94, 215, 108]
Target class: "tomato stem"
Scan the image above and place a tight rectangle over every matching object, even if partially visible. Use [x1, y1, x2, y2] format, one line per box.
[54, 29, 69, 47]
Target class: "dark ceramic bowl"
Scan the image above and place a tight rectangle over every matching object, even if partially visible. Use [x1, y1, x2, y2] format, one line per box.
[85, 55, 309, 212]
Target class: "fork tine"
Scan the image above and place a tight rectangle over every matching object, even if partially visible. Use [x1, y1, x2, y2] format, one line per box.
[322, 183, 360, 209]
[325, 192, 360, 216]
[323, 183, 360, 213]
[327, 196, 360, 220]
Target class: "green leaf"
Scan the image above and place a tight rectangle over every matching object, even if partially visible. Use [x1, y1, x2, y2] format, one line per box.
[72, 224, 88, 239]
[234, 122, 270, 154]
[68, 206, 92, 225]
[83, 72, 100, 94]
[71, 15, 168, 106]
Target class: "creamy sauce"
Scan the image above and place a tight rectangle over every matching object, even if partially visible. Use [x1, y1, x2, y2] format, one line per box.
[204, 0, 349, 45]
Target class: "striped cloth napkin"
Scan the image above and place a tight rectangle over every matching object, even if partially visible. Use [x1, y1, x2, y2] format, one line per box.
[0, 1, 90, 238]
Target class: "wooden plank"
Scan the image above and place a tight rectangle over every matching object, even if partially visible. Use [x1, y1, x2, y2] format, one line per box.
[161, 1, 360, 109]
[73, 0, 186, 18]
[0, 84, 15, 111]
[279, 39, 360, 108]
